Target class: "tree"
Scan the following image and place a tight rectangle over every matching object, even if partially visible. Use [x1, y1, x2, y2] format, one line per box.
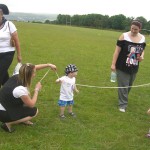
[109, 14, 127, 30]
[136, 16, 147, 29]
[45, 20, 50, 24]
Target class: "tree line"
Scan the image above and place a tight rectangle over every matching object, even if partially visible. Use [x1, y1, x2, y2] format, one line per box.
[44, 14, 150, 33]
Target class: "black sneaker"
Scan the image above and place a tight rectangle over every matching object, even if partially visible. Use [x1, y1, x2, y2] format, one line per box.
[69, 112, 76, 117]
[59, 114, 66, 119]
[1, 123, 15, 133]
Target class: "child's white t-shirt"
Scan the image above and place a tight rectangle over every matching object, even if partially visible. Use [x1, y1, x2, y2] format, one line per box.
[59, 76, 76, 101]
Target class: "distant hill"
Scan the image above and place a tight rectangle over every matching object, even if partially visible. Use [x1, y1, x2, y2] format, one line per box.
[4, 12, 58, 22]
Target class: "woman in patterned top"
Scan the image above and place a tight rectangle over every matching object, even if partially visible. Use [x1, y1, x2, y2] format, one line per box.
[111, 20, 146, 112]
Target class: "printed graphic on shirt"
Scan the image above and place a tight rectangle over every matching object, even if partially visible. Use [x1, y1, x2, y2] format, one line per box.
[126, 45, 143, 66]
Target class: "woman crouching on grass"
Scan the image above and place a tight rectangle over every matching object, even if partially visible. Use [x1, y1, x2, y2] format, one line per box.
[0, 63, 56, 133]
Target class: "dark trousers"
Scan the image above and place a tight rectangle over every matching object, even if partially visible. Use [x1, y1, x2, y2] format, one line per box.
[0, 51, 15, 88]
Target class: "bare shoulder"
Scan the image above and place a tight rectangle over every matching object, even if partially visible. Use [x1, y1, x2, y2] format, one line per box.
[139, 33, 145, 37]
[118, 33, 124, 40]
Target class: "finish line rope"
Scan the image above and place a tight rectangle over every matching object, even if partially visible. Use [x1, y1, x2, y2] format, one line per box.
[40, 69, 51, 82]
[42, 70, 150, 89]
[76, 83, 150, 89]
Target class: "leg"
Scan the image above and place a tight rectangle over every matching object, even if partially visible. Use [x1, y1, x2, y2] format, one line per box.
[1, 72, 9, 85]
[68, 105, 76, 117]
[67, 100, 74, 113]
[8, 109, 38, 126]
[128, 73, 136, 93]
[0, 107, 38, 132]
[0, 52, 15, 87]
[60, 106, 65, 116]
[58, 100, 66, 118]
[117, 70, 130, 110]
[68, 100, 76, 117]
[68, 105, 73, 113]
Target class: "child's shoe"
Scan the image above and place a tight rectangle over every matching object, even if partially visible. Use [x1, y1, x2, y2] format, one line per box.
[146, 133, 150, 138]
[69, 112, 76, 117]
[59, 114, 66, 119]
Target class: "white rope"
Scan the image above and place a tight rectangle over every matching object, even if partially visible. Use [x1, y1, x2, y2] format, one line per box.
[40, 69, 50, 82]
[76, 83, 150, 89]
[54, 71, 150, 89]
[55, 71, 60, 79]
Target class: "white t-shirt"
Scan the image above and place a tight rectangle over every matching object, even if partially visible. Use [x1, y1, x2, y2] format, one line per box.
[0, 21, 17, 53]
[13, 86, 29, 98]
[59, 76, 76, 101]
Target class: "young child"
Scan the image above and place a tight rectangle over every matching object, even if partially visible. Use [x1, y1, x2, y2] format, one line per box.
[56, 64, 79, 119]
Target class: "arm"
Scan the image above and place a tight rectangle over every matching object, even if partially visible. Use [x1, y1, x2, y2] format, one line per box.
[35, 63, 56, 71]
[147, 108, 150, 114]
[12, 31, 22, 62]
[111, 34, 123, 71]
[111, 46, 121, 71]
[138, 51, 144, 62]
[74, 84, 79, 93]
[56, 78, 61, 83]
[20, 82, 42, 108]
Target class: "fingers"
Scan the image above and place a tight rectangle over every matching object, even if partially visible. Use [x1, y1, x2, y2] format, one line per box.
[147, 109, 150, 114]
[50, 64, 57, 71]
[35, 82, 42, 91]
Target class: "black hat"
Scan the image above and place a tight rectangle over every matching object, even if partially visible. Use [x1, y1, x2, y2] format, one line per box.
[65, 64, 78, 75]
[0, 4, 9, 15]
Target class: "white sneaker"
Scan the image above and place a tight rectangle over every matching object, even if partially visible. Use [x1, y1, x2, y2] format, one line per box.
[119, 108, 125, 112]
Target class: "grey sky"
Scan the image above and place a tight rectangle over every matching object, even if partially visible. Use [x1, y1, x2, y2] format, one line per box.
[1, 0, 150, 21]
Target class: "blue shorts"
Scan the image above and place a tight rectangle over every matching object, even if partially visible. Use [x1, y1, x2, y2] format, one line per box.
[58, 100, 74, 107]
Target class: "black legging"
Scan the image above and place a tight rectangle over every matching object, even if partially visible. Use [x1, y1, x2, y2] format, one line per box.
[0, 51, 15, 87]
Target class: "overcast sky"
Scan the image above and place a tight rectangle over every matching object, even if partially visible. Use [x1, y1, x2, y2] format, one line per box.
[1, 0, 150, 21]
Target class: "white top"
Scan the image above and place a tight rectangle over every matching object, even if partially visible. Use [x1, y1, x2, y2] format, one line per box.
[123, 32, 145, 43]
[0, 104, 6, 111]
[59, 76, 76, 101]
[13, 86, 29, 98]
[0, 21, 17, 53]
[0, 86, 28, 111]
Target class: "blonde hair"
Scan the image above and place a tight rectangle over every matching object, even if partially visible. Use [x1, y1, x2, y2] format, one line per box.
[19, 63, 35, 88]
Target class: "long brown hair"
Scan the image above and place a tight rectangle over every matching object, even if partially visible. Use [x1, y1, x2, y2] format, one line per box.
[19, 63, 35, 88]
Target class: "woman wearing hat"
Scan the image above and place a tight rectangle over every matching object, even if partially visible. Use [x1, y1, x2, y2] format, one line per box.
[0, 4, 22, 88]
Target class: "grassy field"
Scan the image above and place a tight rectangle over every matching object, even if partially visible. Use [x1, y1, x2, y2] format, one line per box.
[1, 22, 150, 150]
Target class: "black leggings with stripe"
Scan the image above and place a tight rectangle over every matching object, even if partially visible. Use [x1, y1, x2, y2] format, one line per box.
[0, 51, 15, 88]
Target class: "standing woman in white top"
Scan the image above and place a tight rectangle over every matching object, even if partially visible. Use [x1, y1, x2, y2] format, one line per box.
[111, 20, 146, 112]
[0, 4, 22, 88]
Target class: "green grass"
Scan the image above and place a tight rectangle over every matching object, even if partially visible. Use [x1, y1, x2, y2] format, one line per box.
[1, 22, 150, 149]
